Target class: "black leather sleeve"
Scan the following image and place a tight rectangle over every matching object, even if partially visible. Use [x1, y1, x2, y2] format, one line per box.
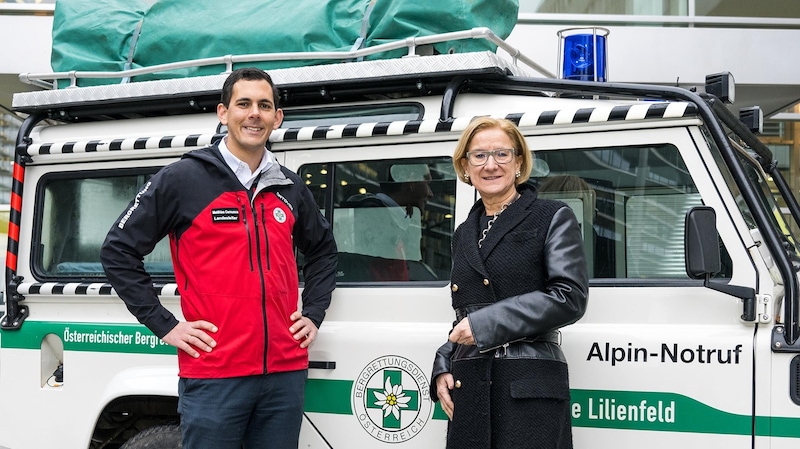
[430, 340, 457, 402]
[468, 206, 589, 352]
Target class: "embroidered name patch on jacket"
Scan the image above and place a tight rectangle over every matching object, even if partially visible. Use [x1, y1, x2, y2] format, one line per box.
[211, 208, 240, 223]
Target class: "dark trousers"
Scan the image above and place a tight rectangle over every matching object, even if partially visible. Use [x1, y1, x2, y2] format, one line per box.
[178, 370, 307, 449]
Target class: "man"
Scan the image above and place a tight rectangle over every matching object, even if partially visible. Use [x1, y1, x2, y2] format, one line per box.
[101, 67, 337, 448]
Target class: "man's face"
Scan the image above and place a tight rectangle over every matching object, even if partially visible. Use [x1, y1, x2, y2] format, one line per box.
[217, 79, 283, 156]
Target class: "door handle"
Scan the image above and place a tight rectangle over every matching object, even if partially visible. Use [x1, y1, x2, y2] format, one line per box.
[309, 361, 336, 369]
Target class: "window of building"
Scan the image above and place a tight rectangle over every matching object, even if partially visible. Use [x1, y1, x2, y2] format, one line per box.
[520, 0, 800, 19]
[519, 0, 688, 16]
[695, 0, 800, 19]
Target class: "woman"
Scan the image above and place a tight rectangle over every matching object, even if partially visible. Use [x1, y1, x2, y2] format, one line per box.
[432, 117, 588, 448]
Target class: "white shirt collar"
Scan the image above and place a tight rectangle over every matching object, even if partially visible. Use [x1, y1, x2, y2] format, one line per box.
[218, 137, 274, 189]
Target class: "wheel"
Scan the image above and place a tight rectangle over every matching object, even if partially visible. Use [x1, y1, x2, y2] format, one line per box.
[120, 424, 181, 449]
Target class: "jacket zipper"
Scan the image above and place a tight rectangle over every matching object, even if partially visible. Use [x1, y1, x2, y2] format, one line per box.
[253, 195, 269, 374]
[173, 233, 188, 290]
[241, 204, 254, 271]
[260, 202, 270, 270]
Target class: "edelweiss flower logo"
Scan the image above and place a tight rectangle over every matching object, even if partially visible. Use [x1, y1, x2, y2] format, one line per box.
[352, 355, 433, 442]
[373, 377, 412, 420]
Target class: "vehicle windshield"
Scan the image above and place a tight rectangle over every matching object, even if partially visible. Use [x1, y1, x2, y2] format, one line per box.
[736, 147, 800, 260]
[700, 126, 800, 262]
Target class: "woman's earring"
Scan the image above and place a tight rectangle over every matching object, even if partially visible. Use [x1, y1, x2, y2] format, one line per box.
[515, 171, 521, 178]
[463, 173, 470, 181]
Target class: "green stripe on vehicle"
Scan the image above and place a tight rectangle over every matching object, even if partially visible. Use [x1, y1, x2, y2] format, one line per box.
[757, 415, 800, 439]
[571, 389, 800, 438]
[0, 320, 175, 354]
[306, 378, 353, 415]
[305, 378, 449, 419]
[570, 389, 748, 434]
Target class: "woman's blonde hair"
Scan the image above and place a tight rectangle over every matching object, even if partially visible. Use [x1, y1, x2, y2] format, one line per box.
[452, 117, 533, 185]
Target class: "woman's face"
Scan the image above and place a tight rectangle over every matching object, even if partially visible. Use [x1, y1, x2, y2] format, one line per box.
[461, 127, 522, 202]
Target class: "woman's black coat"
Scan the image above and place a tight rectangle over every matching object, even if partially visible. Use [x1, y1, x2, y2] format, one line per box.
[431, 184, 589, 448]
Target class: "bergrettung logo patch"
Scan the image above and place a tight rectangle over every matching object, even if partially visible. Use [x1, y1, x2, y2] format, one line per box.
[352, 355, 432, 443]
[273, 207, 287, 224]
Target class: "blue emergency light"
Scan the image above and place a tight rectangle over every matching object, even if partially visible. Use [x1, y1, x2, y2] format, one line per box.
[557, 27, 609, 82]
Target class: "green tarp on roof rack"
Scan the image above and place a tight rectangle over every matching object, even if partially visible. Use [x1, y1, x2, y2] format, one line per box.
[50, 0, 519, 87]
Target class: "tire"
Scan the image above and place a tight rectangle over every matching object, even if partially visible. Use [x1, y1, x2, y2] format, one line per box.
[120, 424, 181, 449]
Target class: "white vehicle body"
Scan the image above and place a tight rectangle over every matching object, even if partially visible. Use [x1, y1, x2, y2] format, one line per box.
[2, 29, 800, 448]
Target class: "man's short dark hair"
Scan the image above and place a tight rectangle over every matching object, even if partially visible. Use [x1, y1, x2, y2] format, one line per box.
[221, 67, 280, 108]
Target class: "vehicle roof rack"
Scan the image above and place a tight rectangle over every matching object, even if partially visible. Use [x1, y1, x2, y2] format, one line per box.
[13, 28, 554, 122]
[19, 28, 553, 90]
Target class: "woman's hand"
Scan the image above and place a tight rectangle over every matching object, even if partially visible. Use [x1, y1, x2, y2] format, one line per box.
[448, 317, 475, 346]
[435, 373, 455, 420]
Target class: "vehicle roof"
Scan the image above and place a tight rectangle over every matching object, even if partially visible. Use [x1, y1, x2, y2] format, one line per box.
[13, 51, 528, 121]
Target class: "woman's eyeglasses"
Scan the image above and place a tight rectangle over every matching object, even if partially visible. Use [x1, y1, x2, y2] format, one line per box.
[466, 149, 516, 166]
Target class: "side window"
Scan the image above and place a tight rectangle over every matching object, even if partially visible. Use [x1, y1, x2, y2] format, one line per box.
[35, 170, 173, 280]
[531, 144, 732, 280]
[299, 157, 455, 284]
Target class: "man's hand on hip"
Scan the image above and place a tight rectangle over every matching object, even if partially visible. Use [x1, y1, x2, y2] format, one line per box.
[162, 320, 218, 358]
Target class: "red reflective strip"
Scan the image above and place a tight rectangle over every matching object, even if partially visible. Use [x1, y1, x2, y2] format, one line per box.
[8, 222, 19, 241]
[6, 252, 16, 270]
[12, 163, 24, 182]
[10, 192, 21, 213]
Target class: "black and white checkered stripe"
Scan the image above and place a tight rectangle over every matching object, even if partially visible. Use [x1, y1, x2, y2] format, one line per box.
[27, 134, 225, 156]
[17, 282, 179, 297]
[25, 103, 697, 155]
